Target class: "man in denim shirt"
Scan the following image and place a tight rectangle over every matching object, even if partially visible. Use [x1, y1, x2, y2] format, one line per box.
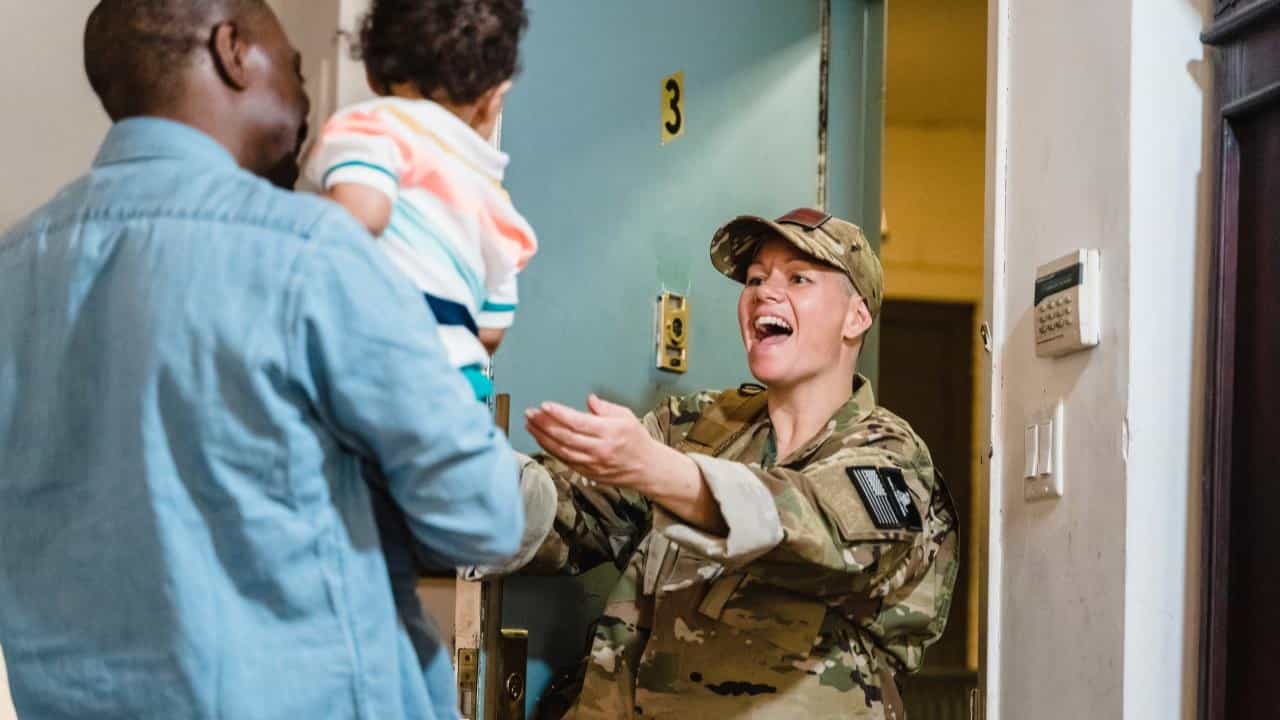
[0, 2, 522, 718]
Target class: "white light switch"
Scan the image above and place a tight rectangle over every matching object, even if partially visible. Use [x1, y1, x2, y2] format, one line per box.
[1025, 401, 1065, 502]
[1036, 419, 1054, 475]
[1023, 425, 1039, 478]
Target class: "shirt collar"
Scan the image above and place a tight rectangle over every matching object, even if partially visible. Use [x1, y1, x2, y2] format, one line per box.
[375, 97, 509, 181]
[770, 374, 877, 467]
[93, 117, 240, 171]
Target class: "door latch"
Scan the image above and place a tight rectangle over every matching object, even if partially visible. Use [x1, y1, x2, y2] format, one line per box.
[656, 292, 689, 373]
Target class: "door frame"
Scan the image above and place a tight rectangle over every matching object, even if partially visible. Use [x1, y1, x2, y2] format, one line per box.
[980, 0, 1011, 715]
[1198, 2, 1280, 718]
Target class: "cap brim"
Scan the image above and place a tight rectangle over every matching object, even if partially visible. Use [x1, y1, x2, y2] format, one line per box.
[710, 216, 848, 283]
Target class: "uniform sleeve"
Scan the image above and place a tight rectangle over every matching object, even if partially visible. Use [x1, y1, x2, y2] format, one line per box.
[303, 107, 406, 202]
[476, 274, 518, 330]
[657, 431, 956, 603]
[658, 433, 959, 673]
[289, 210, 523, 566]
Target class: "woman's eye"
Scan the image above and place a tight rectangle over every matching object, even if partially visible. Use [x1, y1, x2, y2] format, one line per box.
[790, 274, 811, 284]
[746, 276, 764, 286]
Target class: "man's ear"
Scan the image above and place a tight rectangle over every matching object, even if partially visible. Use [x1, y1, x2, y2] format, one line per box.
[210, 21, 250, 90]
[842, 295, 873, 343]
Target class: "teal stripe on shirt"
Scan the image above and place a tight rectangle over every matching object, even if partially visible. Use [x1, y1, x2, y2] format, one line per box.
[388, 200, 486, 306]
[480, 301, 517, 313]
[322, 160, 399, 188]
[460, 364, 494, 401]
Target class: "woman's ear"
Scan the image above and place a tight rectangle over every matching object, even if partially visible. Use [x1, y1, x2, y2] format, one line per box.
[842, 295, 873, 343]
[209, 21, 250, 90]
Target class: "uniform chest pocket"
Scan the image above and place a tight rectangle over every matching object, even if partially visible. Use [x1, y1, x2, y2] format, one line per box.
[811, 464, 926, 544]
[701, 578, 827, 656]
[653, 539, 725, 596]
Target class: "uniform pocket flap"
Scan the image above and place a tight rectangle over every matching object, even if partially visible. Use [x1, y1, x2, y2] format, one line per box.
[713, 582, 826, 656]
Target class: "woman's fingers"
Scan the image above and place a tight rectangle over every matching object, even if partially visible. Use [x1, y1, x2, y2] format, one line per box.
[587, 394, 633, 419]
[537, 401, 613, 437]
[528, 410, 605, 456]
[526, 420, 597, 468]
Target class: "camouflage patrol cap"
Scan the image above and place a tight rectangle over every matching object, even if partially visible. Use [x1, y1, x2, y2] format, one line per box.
[710, 208, 884, 318]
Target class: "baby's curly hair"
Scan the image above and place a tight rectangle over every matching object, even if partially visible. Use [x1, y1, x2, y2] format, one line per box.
[358, 0, 528, 104]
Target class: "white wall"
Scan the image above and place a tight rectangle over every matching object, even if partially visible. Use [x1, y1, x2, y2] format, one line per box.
[1123, 0, 1210, 716]
[0, 1, 108, 229]
[0, 7, 103, 715]
[984, 0, 1209, 718]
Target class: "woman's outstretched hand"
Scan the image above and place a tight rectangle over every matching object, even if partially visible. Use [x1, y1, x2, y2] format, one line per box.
[524, 394, 657, 489]
[525, 395, 727, 534]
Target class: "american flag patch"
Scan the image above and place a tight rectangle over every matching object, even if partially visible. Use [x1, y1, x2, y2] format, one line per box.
[846, 466, 923, 531]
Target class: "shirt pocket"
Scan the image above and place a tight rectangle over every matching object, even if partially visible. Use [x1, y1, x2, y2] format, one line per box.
[809, 463, 925, 545]
[700, 576, 827, 656]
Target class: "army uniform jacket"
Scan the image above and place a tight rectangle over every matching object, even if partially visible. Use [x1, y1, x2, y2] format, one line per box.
[517, 376, 959, 719]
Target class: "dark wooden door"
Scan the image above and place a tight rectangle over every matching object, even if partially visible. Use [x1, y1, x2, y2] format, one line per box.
[1201, 3, 1280, 718]
[878, 300, 976, 717]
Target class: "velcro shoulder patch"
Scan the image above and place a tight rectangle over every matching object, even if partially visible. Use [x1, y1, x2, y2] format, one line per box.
[846, 466, 923, 531]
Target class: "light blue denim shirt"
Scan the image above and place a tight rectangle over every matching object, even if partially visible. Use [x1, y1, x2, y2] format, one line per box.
[0, 118, 523, 719]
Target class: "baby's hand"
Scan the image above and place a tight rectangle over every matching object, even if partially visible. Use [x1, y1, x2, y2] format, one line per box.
[479, 328, 506, 355]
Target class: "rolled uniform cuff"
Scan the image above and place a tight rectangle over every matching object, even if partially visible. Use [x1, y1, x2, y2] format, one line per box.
[657, 453, 784, 568]
[461, 454, 557, 579]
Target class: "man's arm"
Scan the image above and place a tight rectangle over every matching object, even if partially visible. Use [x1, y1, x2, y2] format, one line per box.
[290, 214, 523, 566]
[504, 453, 653, 576]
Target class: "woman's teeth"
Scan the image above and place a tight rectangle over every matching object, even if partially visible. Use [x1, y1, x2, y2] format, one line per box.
[754, 315, 793, 338]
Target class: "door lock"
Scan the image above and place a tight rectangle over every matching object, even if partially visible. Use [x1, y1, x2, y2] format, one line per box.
[656, 292, 689, 373]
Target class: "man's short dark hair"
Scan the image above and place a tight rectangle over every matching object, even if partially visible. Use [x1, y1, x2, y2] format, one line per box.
[84, 0, 268, 120]
[358, 0, 528, 105]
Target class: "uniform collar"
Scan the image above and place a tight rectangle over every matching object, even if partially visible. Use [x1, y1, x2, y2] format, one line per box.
[770, 374, 877, 467]
[93, 117, 240, 171]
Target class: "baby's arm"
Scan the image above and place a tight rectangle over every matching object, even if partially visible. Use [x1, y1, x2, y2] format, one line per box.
[478, 275, 519, 356]
[327, 183, 393, 237]
[303, 107, 405, 239]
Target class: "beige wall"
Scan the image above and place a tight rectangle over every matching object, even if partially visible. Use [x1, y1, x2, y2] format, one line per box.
[0, 5, 103, 715]
[0, 0, 107, 229]
[882, 124, 986, 303]
[984, 0, 1209, 717]
[1, 648, 14, 720]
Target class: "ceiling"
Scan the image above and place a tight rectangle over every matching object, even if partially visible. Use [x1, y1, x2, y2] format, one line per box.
[884, 0, 988, 128]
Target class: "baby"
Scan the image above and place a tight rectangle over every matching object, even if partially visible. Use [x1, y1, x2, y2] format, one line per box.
[306, 0, 536, 402]
[302, 0, 534, 708]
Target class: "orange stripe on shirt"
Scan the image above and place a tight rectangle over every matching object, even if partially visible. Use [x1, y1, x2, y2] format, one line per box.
[485, 206, 538, 270]
[319, 111, 418, 178]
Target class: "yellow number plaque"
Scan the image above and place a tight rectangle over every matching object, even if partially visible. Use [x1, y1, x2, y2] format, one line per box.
[661, 71, 685, 144]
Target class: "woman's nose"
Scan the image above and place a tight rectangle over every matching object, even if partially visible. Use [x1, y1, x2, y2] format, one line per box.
[756, 279, 785, 303]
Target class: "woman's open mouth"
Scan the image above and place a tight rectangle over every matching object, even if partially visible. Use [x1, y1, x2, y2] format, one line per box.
[752, 314, 794, 347]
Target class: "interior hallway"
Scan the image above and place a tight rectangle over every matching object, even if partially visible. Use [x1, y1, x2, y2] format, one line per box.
[0, 0, 1270, 718]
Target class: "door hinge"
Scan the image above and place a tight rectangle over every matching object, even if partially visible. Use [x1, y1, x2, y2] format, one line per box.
[969, 687, 986, 720]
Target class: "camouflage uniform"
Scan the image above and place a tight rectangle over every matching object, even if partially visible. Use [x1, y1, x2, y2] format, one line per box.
[516, 376, 959, 719]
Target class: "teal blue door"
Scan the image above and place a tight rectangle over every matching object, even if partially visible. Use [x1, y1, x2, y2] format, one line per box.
[495, 1, 884, 713]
